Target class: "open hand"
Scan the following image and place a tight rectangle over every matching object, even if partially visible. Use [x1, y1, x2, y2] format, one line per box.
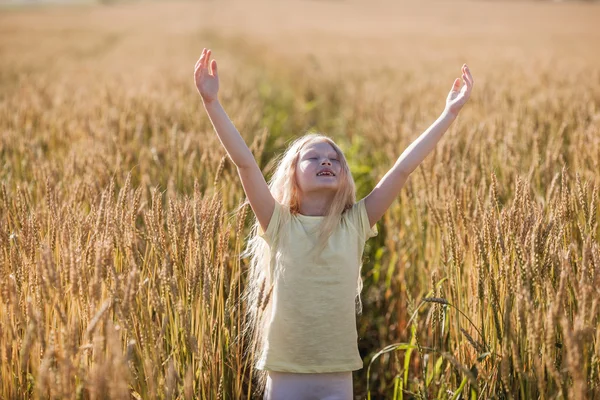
[446, 64, 474, 117]
[194, 48, 219, 104]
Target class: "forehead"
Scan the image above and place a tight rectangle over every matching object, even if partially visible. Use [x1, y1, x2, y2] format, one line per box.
[300, 141, 337, 155]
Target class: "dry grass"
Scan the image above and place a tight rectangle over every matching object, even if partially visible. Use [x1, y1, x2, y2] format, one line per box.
[1, 0, 599, 398]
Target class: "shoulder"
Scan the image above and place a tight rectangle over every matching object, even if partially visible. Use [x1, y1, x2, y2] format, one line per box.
[258, 201, 290, 242]
[342, 198, 366, 219]
[343, 199, 377, 239]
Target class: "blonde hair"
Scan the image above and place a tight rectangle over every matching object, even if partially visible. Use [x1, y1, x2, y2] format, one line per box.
[239, 133, 362, 396]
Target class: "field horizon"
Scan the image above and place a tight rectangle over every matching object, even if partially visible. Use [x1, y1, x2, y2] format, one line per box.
[1, 0, 599, 398]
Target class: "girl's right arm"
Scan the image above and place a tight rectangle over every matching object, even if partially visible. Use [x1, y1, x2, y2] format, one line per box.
[194, 48, 275, 232]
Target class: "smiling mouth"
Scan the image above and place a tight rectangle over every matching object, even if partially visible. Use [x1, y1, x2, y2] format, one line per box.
[316, 171, 335, 176]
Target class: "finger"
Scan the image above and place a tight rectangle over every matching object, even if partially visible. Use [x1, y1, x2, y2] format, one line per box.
[463, 65, 472, 86]
[194, 56, 207, 70]
[210, 59, 218, 77]
[196, 54, 208, 77]
[451, 78, 461, 92]
[464, 76, 472, 91]
[196, 49, 207, 70]
[464, 65, 473, 86]
[205, 49, 212, 70]
[460, 83, 471, 101]
[194, 62, 203, 82]
[200, 49, 207, 70]
[200, 48, 208, 69]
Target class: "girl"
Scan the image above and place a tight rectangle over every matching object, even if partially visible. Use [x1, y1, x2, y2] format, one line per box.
[194, 48, 473, 399]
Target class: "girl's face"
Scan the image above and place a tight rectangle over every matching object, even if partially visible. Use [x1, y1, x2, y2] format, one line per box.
[295, 141, 343, 195]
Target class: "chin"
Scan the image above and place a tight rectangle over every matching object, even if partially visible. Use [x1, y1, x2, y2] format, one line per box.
[319, 183, 340, 191]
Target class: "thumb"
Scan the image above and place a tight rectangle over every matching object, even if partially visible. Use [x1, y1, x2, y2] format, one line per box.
[450, 78, 461, 92]
[210, 59, 218, 77]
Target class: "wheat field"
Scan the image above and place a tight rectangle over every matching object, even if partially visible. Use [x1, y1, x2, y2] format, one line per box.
[1, 0, 600, 398]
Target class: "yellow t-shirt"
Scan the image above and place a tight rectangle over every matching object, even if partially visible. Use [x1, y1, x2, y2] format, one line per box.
[256, 198, 378, 373]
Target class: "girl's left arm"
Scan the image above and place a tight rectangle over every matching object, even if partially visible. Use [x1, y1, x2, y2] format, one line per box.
[364, 64, 474, 227]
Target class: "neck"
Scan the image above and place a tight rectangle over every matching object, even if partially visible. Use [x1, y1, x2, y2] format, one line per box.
[297, 191, 335, 216]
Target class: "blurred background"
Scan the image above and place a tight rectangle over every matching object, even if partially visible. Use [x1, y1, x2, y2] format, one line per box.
[1, 0, 599, 399]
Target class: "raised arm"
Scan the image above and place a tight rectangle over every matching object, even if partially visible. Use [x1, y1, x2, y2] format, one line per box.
[364, 64, 474, 227]
[194, 48, 275, 232]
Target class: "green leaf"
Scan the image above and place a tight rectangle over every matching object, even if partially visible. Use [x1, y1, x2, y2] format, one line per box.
[403, 324, 417, 387]
[450, 377, 468, 400]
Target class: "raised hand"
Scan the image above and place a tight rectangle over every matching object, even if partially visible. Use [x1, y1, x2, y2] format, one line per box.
[446, 64, 474, 117]
[194, 48, 219, 104]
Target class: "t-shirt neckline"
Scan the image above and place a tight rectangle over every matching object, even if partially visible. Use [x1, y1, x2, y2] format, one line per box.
[295, 213, 325, 220]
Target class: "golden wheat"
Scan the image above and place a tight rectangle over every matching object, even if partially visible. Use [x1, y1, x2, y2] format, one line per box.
[1, 0, 599, 398]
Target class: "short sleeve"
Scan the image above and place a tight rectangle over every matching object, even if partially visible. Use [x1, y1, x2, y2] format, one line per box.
[258, 201, 283, 243]
[348, 198, 377, 240]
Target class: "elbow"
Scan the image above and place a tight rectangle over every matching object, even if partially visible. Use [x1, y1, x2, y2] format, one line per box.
[228, 153, 254, 170]
[393, 160, 412, 181]
[234, 161, 249, 170]
[235, 159, 258, 172]
[396, 168, 411, 181]
[234, 150, 258, 170]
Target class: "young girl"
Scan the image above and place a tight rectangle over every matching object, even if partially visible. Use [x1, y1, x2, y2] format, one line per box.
[194, 48, 473, 399]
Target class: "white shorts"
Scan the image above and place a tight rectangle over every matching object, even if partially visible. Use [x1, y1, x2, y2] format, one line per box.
[263, 371, 353, 400]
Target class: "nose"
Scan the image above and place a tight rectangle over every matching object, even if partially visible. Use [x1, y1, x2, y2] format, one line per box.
[320, 158, 332, 166]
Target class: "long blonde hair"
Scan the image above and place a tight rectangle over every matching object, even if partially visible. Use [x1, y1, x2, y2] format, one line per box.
[239, 133, 360, 395]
